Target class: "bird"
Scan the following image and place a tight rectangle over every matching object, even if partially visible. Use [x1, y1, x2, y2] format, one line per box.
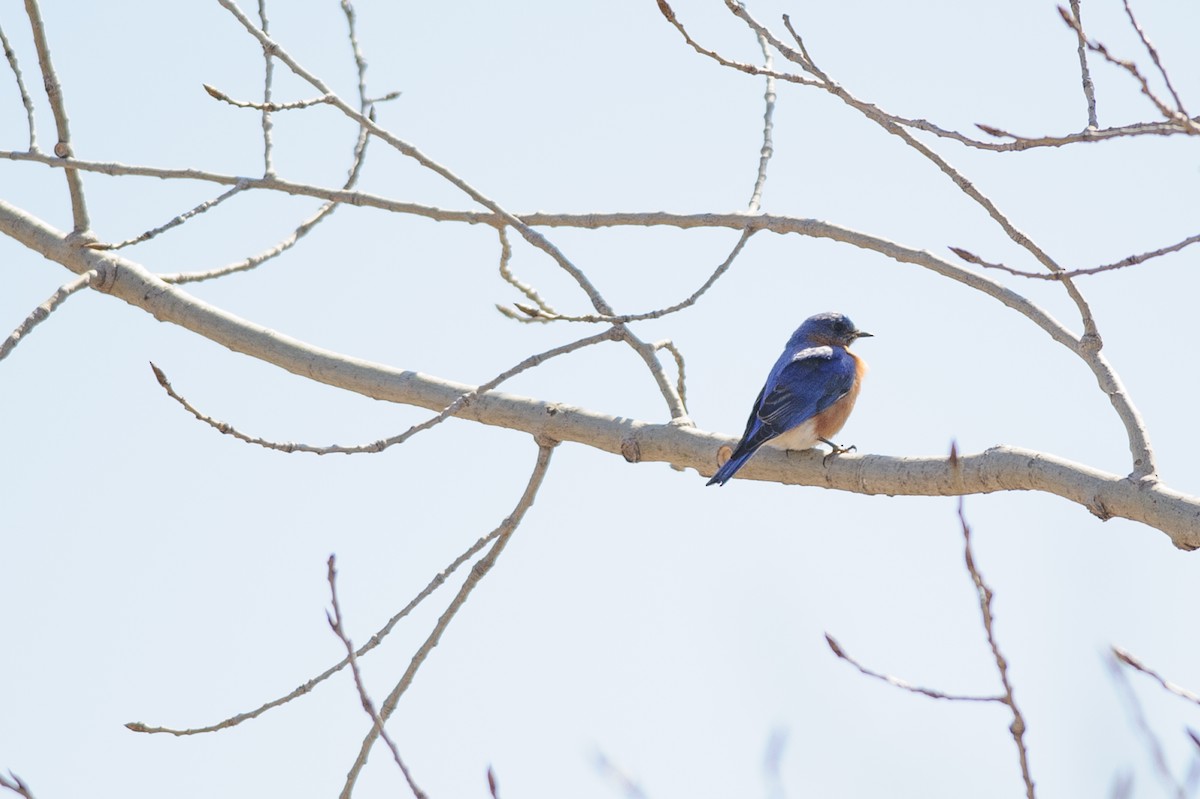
[707, 312, 872, 486]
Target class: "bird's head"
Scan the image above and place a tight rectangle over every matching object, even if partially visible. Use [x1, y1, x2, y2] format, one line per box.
[794, 312, 873, 348]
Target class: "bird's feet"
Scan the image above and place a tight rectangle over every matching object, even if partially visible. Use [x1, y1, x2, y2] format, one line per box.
[819, 438, 856, 466]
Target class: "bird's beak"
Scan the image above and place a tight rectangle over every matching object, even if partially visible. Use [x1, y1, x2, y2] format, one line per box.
[855, 330, 873, 339]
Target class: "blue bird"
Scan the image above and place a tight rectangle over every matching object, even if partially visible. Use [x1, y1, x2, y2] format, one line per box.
[707, 312, 872, 486]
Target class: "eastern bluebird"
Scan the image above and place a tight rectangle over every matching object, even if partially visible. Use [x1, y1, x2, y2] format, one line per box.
[707, 312, 872, 486]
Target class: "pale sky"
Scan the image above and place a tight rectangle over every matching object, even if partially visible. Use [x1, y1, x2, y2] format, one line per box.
[3, 1, 1200, 798]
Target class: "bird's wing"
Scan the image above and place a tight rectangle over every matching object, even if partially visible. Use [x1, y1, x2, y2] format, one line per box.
[734, 383, 768, 447]
[755, 346, 855, 437]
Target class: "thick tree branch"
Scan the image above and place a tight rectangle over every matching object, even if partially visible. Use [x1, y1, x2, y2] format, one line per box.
[2, 199, 1197, 548]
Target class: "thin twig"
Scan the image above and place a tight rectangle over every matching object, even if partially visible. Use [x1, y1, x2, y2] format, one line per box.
[628, 332, 690, 419]
[764, 729, 787, 799]
[0, 270, 95, 362]
[0, 772, 35, 799]
[952, 234, 1200, 280]
[1108, 651, 1187, 798]
[216, 0, 697, 418]
[216, 0, 612, 314]
[340, 441, 557, 799]
[772, 5, 1126, 415]
[496, 225, 559, 319]
[770, 12, 1068, 276]
[506, 228, 756, 325]
[594, 751, 650, 799]
[775, 3, 1113, 371]
[1057, 6, 1200, 134]
[0, 161, 1082, 354]
[340, 0, 370, 115]
[935, 117, 1197, 149]
[161, 124, 370, 284]
[654, 0, 819, 88]
[165, 1, 388, 284]
[149, 329, 618, 454]
[257, 0, 275, 177]
[0, 22, 38, 151]
[1067, 0, 1099, 127]
[653, 339, 688, 414]
[1113, 647, 1200, 707]
[23, 0, 88, 232]
[128, 496, 516, 736]
[84, 182, 251, 251]
[824, 633, 1004, 702]
[203, 82, 330, 111]
[0, 148, 1147, 300]
[959, 500, 1036, 799]
[747, 32, 776, 213]
[326, 556, 427, 799]
[487, 766, 501, 799]
[768, 6, 1108, 360]
[0, 165, 1082, 353]
[1120, 0, 1186, 115]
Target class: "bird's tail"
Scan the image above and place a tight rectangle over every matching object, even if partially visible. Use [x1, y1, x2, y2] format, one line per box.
[706, 446, 758, 486]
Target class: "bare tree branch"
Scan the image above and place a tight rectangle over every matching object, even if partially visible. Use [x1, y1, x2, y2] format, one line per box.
[256, 0, 275, 177]
[653, 339, 688, 415]
[1057, 5, 1200, 135]
[952, 117, 1194, 149]
[1120, 0, 1186, 115]
[824, 633, 1004, 702]
[0, 269, 95, 362]
[148, 327, 617, 454]
[0, 772, 35, 799]
[654, 0, 819, 88]
[504, 227, 755, 325]
[657, 0, 1199, 158]
[747, 32, 776, 213]
[952, 235, 1200, 281]
[496, 225, 561, 322]
[661, 1, 1158, 478]
[22, 0, 88, 232]
[215, 0, 699, 420]
[84, 182, 250, 252]
[326, 556, 427, 799]
[966, 117, 1198, 148]
[6, 4, 1200, 795]
[128, 478, 525, 737]
[1108, 651, 1187, 798]
[487, 765, 501, 799]
[5, 199, 1196, 545]
[163, 1, 384, 284]
[0, 22, 37, 151]
[216, 0, 613, 316]
[826, 502, 1035, 794]
[1067, 0, 1100, 128]
[203, 82, 329, 112]
[594, 751, 650, 799]
[960, 501, 1036, 799]
[1113, 647, 1200, 707]
[340, 440, 557, 798]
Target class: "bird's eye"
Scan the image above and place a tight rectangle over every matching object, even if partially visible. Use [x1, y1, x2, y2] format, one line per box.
[833, 321, 847, 333]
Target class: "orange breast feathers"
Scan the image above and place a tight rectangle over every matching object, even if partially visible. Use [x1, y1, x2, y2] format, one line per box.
[813, 350, 868, 440]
